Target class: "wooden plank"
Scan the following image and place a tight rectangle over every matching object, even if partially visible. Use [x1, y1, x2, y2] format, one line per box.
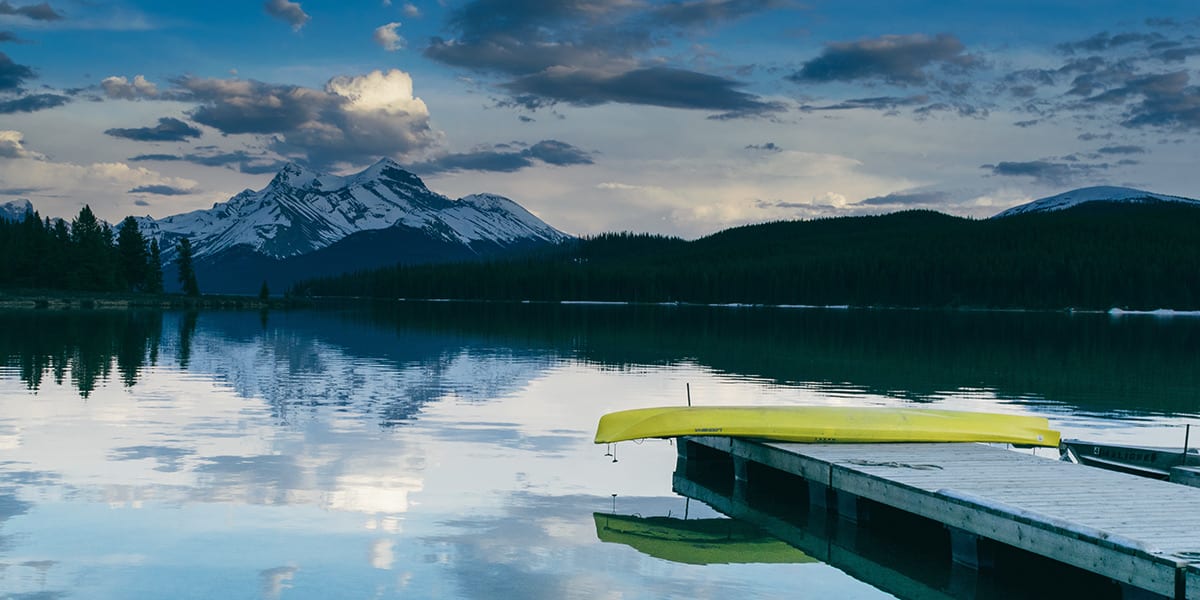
[682, 438, 1200, 598]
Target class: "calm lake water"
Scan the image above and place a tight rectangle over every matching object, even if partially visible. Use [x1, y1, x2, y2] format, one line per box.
[1, 303, 1198, 599]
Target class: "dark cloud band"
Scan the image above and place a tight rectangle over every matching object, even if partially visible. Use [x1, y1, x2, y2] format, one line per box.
[790, 33, 980, 86]
[410, 139, 593, 174]
[501, 66, 783, 116]
[0, 93, 68, 114]
[264, 0, 309, 30]
[104, 117, 202, 142]
[0, 1, 63, 21]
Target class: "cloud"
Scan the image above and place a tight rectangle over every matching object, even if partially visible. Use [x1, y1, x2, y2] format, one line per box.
[264, 0, 309, 31]
[130, 149, 289, 174]
[104, 117, 202, 142]
[802, 94, 928, 112]
[177, 69, 438, 168]
[128, 184, 194, 195]
[913, 101, 987, 119]
[0, 93, 68, 113]
[101, 75, 159, 100]
[981, 160, 1108, 186]
[0, 51, 34, 91]
[0, 31, 24, 43]
[501, 66, 785, 117]
[411, 150, 533, 174]
[1057, 31, 1164, 54]
[857, 190, 951, 206]
[401, 3, 420, 18]
[410, 139, 593, 174]
[373, 22, 404, 51]
[524, 139, 592, 165]
[0, 130, 43, 159]
[128, 153, 182, 162]
[1093, 71, 1200, 131]
[424, 0, 781, 117]
[647, 0, 787, 28]
[745, 142, 781, 152]
[0, 157, 199, 211]
[1096, 144, 1145, 154]
[0, 1, 64, 21]
[790, 33, 981, 86]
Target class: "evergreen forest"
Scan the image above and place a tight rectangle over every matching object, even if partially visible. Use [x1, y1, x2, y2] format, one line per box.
[0, 206, 192, 295]
[295, 202, 1200, 310]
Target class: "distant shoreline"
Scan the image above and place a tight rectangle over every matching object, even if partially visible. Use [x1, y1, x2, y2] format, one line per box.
[3, 290, 1199, 317]
[0, 289, 294, 310]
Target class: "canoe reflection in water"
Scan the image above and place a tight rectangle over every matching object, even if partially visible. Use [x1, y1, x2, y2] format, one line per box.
[593, 512, 815, 565]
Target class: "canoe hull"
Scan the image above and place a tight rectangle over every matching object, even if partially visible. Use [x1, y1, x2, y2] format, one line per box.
[1059, 439, 1198, 479]
[595, 406, 1060, 447]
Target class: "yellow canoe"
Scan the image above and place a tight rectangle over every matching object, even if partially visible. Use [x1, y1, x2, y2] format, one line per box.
[595, 406, 1060, 447]
[593, 512, 815, 565]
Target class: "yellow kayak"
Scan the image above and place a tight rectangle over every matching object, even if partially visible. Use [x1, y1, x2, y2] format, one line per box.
[595, 406, 1060, 447]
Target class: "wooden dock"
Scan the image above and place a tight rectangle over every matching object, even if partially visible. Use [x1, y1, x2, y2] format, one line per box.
[678, 436, 1200, 599]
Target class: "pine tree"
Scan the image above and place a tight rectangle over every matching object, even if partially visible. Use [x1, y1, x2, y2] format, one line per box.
[146, 238, 164, 294]
[116, 216, 149, 292]
[69, 205, 117, 291]
[259, 280, 270, 300]
[176, 237, 200, 297]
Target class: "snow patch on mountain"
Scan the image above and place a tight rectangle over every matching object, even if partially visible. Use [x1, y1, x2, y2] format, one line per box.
[993, 186, 1200, 218]
[143, 158, 570, 260]
[0, 199, 33, 223]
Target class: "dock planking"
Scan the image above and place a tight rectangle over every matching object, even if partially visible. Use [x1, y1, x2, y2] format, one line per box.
[679, 436, 1200, 599]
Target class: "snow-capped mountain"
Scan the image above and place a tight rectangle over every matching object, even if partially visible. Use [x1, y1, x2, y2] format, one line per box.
[142, 158, 570, 260]
[0, 199, 32, 223]
[992, 186, 1200, 218]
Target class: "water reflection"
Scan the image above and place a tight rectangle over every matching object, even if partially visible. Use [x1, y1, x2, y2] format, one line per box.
[0, 304, 1197, 598]
[2, 304, 1199, 416]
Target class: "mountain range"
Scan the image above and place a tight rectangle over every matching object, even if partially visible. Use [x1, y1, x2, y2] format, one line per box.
[0, 199, 33, 224]
[5, 158, 1198, 296]
[992, 186, 1200, 218]
[132, 158, 571, 293]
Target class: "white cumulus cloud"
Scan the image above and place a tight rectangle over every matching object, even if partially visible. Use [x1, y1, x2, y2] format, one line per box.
[101, 75, 160, 100]
[0, 130, 45, 159]
[373, 22, 405, 51]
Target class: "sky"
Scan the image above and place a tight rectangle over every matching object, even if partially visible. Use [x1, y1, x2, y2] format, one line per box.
[1, 0, 1199, 238]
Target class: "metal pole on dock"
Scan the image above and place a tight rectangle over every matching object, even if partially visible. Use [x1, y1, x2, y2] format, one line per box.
[1184, 424, 1192, 467]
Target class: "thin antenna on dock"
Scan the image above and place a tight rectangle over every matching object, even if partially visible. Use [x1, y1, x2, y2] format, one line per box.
[1184, 424, 1192, 467]
[687, 383, 692, 407]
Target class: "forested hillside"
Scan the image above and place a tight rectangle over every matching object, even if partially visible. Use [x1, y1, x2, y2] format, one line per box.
[0, 206, 165, 294]
[295, 203, 1200, 310]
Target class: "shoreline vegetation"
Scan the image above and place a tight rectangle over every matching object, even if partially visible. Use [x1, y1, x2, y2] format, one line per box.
[6, 202, 1200, 311]
[296, 204, 1200, 311]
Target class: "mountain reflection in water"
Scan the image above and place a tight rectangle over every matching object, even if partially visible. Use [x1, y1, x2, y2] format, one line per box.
[0, 303, 1196, 599]
[3, 303, 1197, 416]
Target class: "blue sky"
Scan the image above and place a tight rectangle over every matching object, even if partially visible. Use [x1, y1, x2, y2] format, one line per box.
[2, 0, 1198, 236]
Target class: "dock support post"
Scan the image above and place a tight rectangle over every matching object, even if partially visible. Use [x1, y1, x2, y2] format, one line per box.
[835, 490, 869, 524]
[808, 480, 830, 510]
[947, 526, 994, 570]
[1115, 581, 1171, 600]
[732, 455, 750, 502]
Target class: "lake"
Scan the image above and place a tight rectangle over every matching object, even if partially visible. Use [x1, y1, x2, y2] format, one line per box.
[1, 303, 1198, 599]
